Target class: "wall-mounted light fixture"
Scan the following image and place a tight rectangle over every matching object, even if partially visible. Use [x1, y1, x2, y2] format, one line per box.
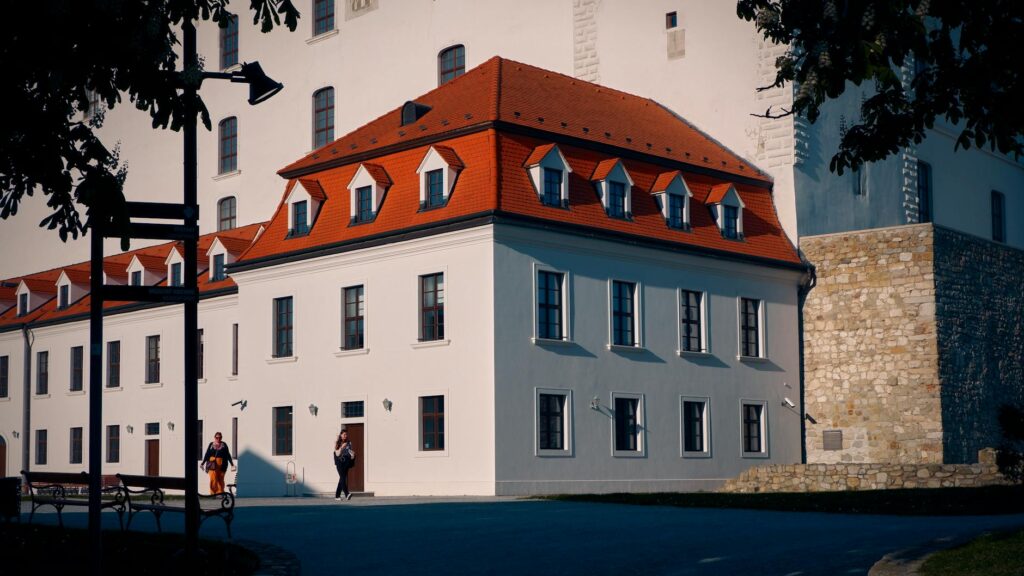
[308, 403, 318, 417]
[167, 421, 175, 431]
[382, 398, 393, 412]
[231, 399, 248, 411]
[12, 430, 19, 439]
[782, 397, 795, 408]
[126, 425, 134, 434]
[590, 396, 601, 411]
[804, 413, 818, 424]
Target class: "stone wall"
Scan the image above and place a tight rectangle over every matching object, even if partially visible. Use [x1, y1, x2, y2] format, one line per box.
[721, 449, 1008, 493]
[801, 224, 943, 464]
[934, 227, 1024, 463]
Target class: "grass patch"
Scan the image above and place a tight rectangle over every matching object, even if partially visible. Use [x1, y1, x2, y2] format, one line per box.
[920, 529, 1024, 576]
[0, 523, 259, 576]
[547, 485, 1024, 516]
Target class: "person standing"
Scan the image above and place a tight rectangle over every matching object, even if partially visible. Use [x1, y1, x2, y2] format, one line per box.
[334, 430, 355, 501]
[202, 432, 235, 495]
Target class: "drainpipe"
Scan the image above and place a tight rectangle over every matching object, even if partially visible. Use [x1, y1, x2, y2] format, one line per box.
[796, 250, 817, 465]
[21, 324, 33, 477]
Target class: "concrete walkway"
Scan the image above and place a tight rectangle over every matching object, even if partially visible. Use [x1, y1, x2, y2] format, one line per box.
[26, 497, 1024, 576]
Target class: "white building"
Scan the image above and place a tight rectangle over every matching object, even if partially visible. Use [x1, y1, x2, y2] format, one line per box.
[1, 58, 805, 495]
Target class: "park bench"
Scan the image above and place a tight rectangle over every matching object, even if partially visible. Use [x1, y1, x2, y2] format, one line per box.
[117, 474, 236, 538]
[21, 470, 126, 529]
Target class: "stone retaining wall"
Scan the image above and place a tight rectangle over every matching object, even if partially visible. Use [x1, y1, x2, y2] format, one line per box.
[720, 449, 1009, 493]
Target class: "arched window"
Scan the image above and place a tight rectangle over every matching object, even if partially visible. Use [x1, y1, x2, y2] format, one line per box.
[312, 87, 335, 149]
[218, 196, 237, 231]
[438, 45, 465, 86]
[218, 117, 238, 174]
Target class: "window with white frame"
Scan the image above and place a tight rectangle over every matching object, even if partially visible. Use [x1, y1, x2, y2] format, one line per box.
[342, 285, 365, 350]
[355, 186, 374, 222]
[651, 172, 692, 230]
[536, 270, 565, 341]
[592, 159, 634, 219]
[212, 253, 226, 282]
[35, 429, 47, 465]
[219, 16, 238, 70]
[273, 296, 294, 358]
[290, 200, 309, 237]
[419, 273, 444, 341]
[681, 398, 709, 455]
[679, 289, 705, 353]
[312, 87, 335, 149]
[273, 406, 293, 455]
[739, 297, 763, 358]
[106, 424, 120, 463]
[231, 324, 239, 376]
[419, 395, 445, 451]
[131, 271, 142, 286]
[313, 0, 335, 35]
[70, 427, 83, 464]
[438, 45, 465, 85]
[58, 284, 69, 309]
[145, 335, 160, 383]
[170, 262, 182, 287]
[610, 280, 639, 347]
[536, 389, 571, 454]
[416, 146, 461, 210]
[708, 184, 745, 240]
[218, 116, 238, 174]
[0, 355, 8, 398]
[612, 393, 643, 455]
[218, 196, 237, 231]
[741, 402, 767, 456]
[347, 163, 391, 223]
[36, 350, 48, 395]
[70, 345, 84, 392]
[524, 144, 571, 207]
[18, 293, 28, 316]
[106, 341, 120, 388]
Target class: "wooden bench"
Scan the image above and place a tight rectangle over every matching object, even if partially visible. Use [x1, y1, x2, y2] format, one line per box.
[21, 470, 126, 529]
[117, 474, 236, 538]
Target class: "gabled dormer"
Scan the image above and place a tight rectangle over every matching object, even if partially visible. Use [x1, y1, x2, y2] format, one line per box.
[347, 163, 392, 224]
[0, 285, 16, 314]
[55, 269, 90, 310]
[126, 254, 165, 286]
[206, 236, 251, 282]
[165, 246, 185, 287]
[524, 143, 572, 208]
[651, 171, 693, 231]
[416, 146, 462, 210]
[706, 183, 745, 240]
[102, 261, 128, 286]
[591, 158, 633, 219]
[15, 279, 55, 317]
[284, 179, 326, 238]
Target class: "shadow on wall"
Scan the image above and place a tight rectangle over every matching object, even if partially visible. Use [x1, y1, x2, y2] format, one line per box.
[233, 449, 314, 498]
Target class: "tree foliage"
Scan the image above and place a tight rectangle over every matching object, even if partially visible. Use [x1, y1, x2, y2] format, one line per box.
[0, 0, 298, 243]
[997, 404, 1024, 485]
[737, 0, 1024, 174]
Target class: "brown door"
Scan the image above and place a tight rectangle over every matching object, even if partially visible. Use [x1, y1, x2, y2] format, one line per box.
[345, 424, 364, 492]
[145, 439, 159, 476]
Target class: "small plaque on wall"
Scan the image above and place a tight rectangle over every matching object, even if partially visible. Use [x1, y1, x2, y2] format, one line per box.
[345, 0, 379, 21]
[667, 29, 685, 60]
[823, 429, 843, 451]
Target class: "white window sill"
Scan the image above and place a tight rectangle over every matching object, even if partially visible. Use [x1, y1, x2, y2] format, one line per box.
[222, 63, 242, 73]
[0, 397, 11, 402]
[415, 449, 449, 458]
[612, 450, 646, 458]
[142, 382, 163, 389]
[738, 355, 769, 363]
[197, 378, 208, 384]
[226, 375, 238, 381]
[678, 350, 711, 358]
[66, 390, 86, 397]
[334, 347, 370, 358]
[682, 451, 712, 459]
[104, 386, 122, 393]
[411, 339, 451, 349]
[33, 394, 51, 400]
[742, 451, 770, 459]
[607, 344, 645, 353]
[213, 170, 241, 181]
[306, 29, 339, 44]
[536, 449, 574, 458]
[266, 356, 298, 364]
[531, 337, 573, 347]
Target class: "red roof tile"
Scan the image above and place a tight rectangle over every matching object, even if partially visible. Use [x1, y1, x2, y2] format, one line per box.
[299, 179, 327, 201]
[651, 171, 682, 194]
[20, 278, 57, 293]
[131, 253, 167, 272]
[590, 158, 621, 182]
[60, 268, 91, 285]
[706, 183, 733, 204]
[433, 145, 464, 169]
[523, 143, 557, 167]
[214, 235, 253, 255]
[361, 163, 393, 187]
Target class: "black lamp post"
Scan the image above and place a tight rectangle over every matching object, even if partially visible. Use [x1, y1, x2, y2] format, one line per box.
[86, 18, 282, 575]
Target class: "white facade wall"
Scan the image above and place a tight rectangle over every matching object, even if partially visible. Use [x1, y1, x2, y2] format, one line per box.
[0, 331, 25, 478]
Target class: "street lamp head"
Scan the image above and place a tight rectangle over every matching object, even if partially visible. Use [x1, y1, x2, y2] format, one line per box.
[239, 62, 283, 105]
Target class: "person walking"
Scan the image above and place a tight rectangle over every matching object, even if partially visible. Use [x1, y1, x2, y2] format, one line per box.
[334, 430, 356, 500]
[201, 432, 235, 495]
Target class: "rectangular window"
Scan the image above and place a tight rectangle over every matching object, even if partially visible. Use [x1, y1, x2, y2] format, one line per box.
[680, 290, 703, 353]
[106, 425, 120, 463]
[614, 397, 640, 452]
[0, 355, 7, 398]
[537, 393, 567, 451]
[197, 328, 204, 380]
[145, 422, 160, 436]
[231, 417, 238, 458]
[35, 429, 47, 465]
[59, 284, 69, 309]
[992, 190, 1006, 243]
[313, 87, 335, 149]
[723, 205, 739, 239]
[343, 286, 365, 350]
[219, 117, 238, 174]
[536, 271, 564, 340]
[212, 253, 226, 281]
[852, 165, 864, 196]
[131, 270, 142, 286]
[668, 194, 686, 229]
[608, 181, 627, 218]
[742, 403, 764, 454]
[612, 281, 636, 347]
[682, 400, 707, 453]
[357, 186, 373, 222]
[231, 323, 239, 376]
[70, 427, 83, 464]
[170, 263, 182, 287]
[419, 273, 445, 341]
[36, 351, 48, 395]
[220, 15, 238, 69]
[273, 406, 293, 456]
[106, 341, 120, 388]
[740, 298, 761, 358]
[273, 297, 294, 357]
[291, 200, 308, 236]
[917, 160, 932, 223]
[426, 169, 444, 208]
[420, 395, 444, 451]
[314, 0, 335, 35]
[197, 420, 204, 461]
[70, 346, 83, 392]
[342, 401, 365, 419]
[18, 293, 28, 316]
[145, 335, 160, 383]
[666, 11, 678, 29]
[542, 168, 562, 207]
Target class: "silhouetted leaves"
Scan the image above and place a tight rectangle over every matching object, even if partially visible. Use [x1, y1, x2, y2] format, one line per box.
[997, 404, 1024, 485]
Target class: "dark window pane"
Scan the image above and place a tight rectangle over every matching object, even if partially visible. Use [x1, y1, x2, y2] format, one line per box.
[107, 425, 120, 463]
[291, 200, 308, 236]
[219, 117, 238, 174]
[421, 395, 445, 450]
[220, 16, 238, 69]
[740, 298, 760, 357]
[343, 286, 365, 350]
[683, 401, 705, 452]
[724, 205, 739, 239]
[70, 427, 83, 464]
[542, 168, 563, 207]
[357, 186, 373, 222]
[916, 161, 932, 224]
[419, 274, 444, 341]
[743, 404, 763, 453]
[992, 191, 1005, 243]
[273, 406, 293, 455]
[70, 346, 83, 392]
[146, 335, 160, 383]
[612, 281, 635, 346]
[680, 290, 703, 352]
[608, 181, 627, 218]
[313, 87, 335, 148]
[426, 169, 444, 208]
[614, 397, 639, 451]
[218, 197, 237, 231]
[0, 356, 8, 398]
[313, 0, 335, 36]
[35, 430, 47, 465]
[438, 45, 465, 85]
[273, 297, 294, 357]
[36, 351, 48, 395]
[537, 271, 564, 340]
[107, 341, 120, 388]
[538, 393, 566, 450]
[668, 193, 686, 228]
[343, 401, 364, 418]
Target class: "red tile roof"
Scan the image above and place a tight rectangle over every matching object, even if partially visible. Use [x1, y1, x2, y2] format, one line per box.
[432, 145, 464, 169]
[60, 268, 91, 285]
[103, 261, 129, 280]
[299, 179, 327, 201]
[523, 143, 557, 167]
[706, 183, 734, 204]
[361, 163, 393, 187]
[20, 278, 57, 293]
[651, 171, 682, 194]
[131, 253, 167, 272]
[590, 158, 621, 182]
[214, 235, 253, 256]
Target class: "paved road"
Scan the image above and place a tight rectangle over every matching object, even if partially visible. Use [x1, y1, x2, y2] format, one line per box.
[32, 497, 1024, 576]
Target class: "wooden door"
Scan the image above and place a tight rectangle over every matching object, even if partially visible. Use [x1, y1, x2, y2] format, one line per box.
[345, 424, 364, 492]
[145, 439, 159, 476]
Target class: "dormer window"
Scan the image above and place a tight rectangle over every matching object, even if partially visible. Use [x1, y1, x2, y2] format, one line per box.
[58, 285, 69, 309]
[591, 158, 634, 220]
[212, 254, 226, 282]
[285, 179, 326, 238]
[668, 194, 685, 229]
[18, 293, 28, 316]
[131, 271, 142, 286]
[524, 144, 572, 208]
[706, 183, 745, 240]
[651, 171, 693, 230]
[415, 147, 462, 210]
[347, 163, 392, 224]
[291, 200, 309, 236]
[206, 237, 242, 283]
[170, 263, 182, 287]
